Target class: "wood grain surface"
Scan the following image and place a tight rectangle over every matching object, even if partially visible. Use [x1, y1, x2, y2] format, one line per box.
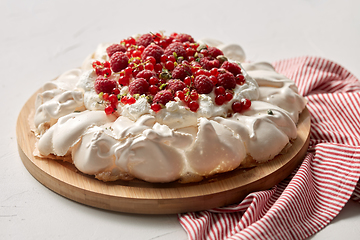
[16, 89, 311, 214]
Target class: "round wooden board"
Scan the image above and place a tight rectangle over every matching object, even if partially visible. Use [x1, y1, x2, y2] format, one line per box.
[17, 89, 311, 214]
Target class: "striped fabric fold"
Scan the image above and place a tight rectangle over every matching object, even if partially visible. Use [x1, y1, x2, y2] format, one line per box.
[178, 57, 360, 240]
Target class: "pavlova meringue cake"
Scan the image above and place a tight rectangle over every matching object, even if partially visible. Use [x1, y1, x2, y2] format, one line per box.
[32, 32, 306, 183]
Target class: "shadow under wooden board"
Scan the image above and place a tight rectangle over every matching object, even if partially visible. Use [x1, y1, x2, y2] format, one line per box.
[17, 88, 311, 214]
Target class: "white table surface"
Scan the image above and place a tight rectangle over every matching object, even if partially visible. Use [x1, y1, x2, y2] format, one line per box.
[2, 0, 360, 239]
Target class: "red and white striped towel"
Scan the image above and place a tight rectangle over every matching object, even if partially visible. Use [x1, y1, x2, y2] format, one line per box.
[178, 56, 360, 240]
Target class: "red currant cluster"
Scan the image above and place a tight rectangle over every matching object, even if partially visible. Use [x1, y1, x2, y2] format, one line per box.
[92, 32, 251, 115]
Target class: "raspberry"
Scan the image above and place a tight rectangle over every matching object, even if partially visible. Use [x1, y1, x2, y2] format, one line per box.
[207, 46, 224, 58]
[167, 79, 187, 93]
[153, 90, 174, 106]
[194, 75, 214, 94]
[136, 70, 156, 81]
[142, 44, 164, 63]
[110, 52, 129, 72]
[199, 57, 220, 70]
[174, 33, 195, 43]
[129, 78, 149, 95]
[171, 64, 191, 80]
[106, 44, 126, 58]
[136, 33, 153, 47]
[217, 69, 237, 89]
[164, 42, 187, 58]
[221, 61, 242, 76]
[94, 76, 117, 94]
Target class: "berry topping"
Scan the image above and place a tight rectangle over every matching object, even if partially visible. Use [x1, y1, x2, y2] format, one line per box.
[194, 75, 214, 94]
[94, 76, 117, 94]
[142, 44, 164, 63]
[167, 79, 187, 93]
[217, 70, 237, 89]
[129, 78, 149, 95]
[207, 46, 224, 58]
[221, 61, 242, 76]
[136, 70, 156, 81]
[92, 61, 112, 76]
[164, 42, 187, 59]
[153, 90, 174, 106]
[199, 57, 220, 70]
[136, 33, 154, 47]
[106, 44, 126, 58]
[171, 64, 192, 81]
[151, 103, 162, 112]
[110, 52, 129, 72]
[173, 33, 195, 43]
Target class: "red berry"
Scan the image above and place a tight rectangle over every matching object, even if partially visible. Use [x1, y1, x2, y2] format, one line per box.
[109, 94, 118, 106]
[210, 68, 219, 76]
[221, 61, 242, 76]
[175, 90, 185, 100]
[136, 33, 154, 47]
[215, 95, 226, 105]
[165, 61, 175, 70]
[105, 105, 114, 115]
[184, 76, 192, 86]
[236, 74, 245, 85]
[118, 75, 130, 86]
[145, 63, 154, 71]
[164, 42, 187, 58]
[153, 90, 174, 106]
[127, 97, 136, 105]
[232, 101, 242, 112]
[174, 33, 195, 43]
[217, 70, 236, 89]
[190, 90, 199, 100]
[142, 44, 164, 63]
[95, 67, 112, 77]
[194, 75, 214, 94]
[154, 63, 163, 73]
[94, 76, 117, 94]
[151, 103, 162, 112]
[136, 70, 156, 81]
[167, 79, 186, 93]
[124, 67, 133, 76]
[224, 92, 233, 101]
[209, 75, 218, 85]
[102, 93, 109, 101]
[241, 98, 251, 110]
[149, 76, 159, 85]
[113, 88, 120, 95]
[199, 57, 220, 70]
[207, 47, 224, 58]
[129, 78, 149, 95]
[145, 56, 156, 66]
[214, 86, 225, 96]
[106, 44, 126, 58]
[188, 101, 199, 112]
[172, 65, 191, 81]
[195, 69, 208, 77]
[149, 85, 159, 95]
[110, 52, 129, 72]
[167, 55, 176, 62]
[132, 50, 142, 58]
[186, 47, 196, 57]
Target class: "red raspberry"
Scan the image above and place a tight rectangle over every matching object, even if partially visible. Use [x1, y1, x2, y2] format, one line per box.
[164, 42, 187, 58]
[110, 52, 129, 72]
[208, 46, 224, 58]
[153, 90, 174, 106]
[171, 64, 191, 80]
[142, 44, 164, 63]
[217, 69, 237, 89]
[167, 79, 187, 93]
[94, 76, 117, 94]
[194, 75, 214, 94]
[199, 57, 220, 70]
[174, 33, 195, 43]
[106, 44, 126, 58]
[136, 33, 154, 47]
[129, 78, 149, 95]
[221, 61, 242, 76]
[136, 70, 156, 81]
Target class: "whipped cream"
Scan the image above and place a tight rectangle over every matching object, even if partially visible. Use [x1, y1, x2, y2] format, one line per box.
[33, 38, 306, 183]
